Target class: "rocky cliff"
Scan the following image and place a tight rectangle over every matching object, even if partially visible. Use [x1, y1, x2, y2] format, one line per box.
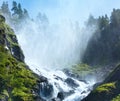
[0, 14, 41, 101]
[82, 64, 120, 101]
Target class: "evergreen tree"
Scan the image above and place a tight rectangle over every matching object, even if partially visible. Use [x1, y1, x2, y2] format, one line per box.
[110, 9, 120, 26]
[87, 15, 97, 26]
[98, 15, 109, 30]
[17, 3, 23, 19]
[11, 1, 18, 16]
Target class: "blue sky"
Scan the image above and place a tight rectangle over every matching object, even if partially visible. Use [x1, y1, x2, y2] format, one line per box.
[1, 0, 120, 25]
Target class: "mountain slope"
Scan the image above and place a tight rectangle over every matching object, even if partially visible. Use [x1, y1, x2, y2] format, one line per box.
[82, 9, 120, 101]
[0, 14, 40, 101]
[82, 64, 120, 101]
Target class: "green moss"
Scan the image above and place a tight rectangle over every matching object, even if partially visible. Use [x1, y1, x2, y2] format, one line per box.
[0, 16, 19, 47]
[0, 15, 38, 101]
[0, 22, 5, 31]
[4, 24, 15, 35]
[112, 94, 120, 101]
[94, 82, 116, 93]
[3, 90, 9, 97]
[7, 35, 19, 47]
[0, 45, 37, 101]
[71, 63, 94, 77]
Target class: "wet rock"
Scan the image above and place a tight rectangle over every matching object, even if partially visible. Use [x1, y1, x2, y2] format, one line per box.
[57, 92, 64, 100]
[9, 35, 18, 43]
[57, 90, 74, 100]
[39, 75, 48, 82]
[79, 79, 88, 84]
[11, 45, 25, 62]
[64, 69, 76, 77]
[51, 98, 61, 101]
[40, 82, 54, 99]
[65, 78, 79, 88]
[93, 82, 102, 89]
[54, 75, 63, 81]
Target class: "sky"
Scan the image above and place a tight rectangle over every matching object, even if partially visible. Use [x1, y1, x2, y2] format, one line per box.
[1, 0, 120, 25]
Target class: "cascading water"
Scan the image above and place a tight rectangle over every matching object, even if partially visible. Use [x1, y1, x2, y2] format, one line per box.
[11, 17, 97, 101]
[16, 19, 96, 69]
[29, 63, 95, 101]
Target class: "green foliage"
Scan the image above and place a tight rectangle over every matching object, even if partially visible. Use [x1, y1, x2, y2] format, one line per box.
[0, 45, 37, 101]
[11, 1, 29, 20]
[98, 15, 109, 30]
[0, 19, 19, 47]
[11, 1, 18, 16]
[112, 94, 120, 101]
[94, 82, 116, 93]
[82, 9, 120, 66]
[71, 63, 94, 77]
[0, 19, 37, 101]
[111, 9, 120, 26]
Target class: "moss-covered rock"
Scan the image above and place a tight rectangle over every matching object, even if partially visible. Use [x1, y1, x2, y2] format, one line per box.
[0, 14, 24, 62]
[82, 64, 120, 101]
[82, 81, 120, 101]
[0, 14, 40, 101]
[105, 64, 120, 83]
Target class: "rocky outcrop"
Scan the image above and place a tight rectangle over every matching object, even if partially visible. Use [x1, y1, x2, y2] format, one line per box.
[0, 15, 24, 62]
[82, 64, 120, 101]
[0, 14, 41, 101]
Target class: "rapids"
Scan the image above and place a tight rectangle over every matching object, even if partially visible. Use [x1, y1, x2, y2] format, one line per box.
[29, 63, 95, 101]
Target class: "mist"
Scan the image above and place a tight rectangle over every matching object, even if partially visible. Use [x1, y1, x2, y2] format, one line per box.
[13, 18, 96, 69]
[1, 0, 98, 69]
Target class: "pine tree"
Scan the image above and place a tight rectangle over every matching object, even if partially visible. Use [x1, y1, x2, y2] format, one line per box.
[11, 1, 18, 16]
[17, 3, 23, 19]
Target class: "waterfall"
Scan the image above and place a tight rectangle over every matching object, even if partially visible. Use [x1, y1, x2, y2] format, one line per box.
[29, 63, 95, 101]
[16, 20, 96, 69]
[11, 17, 96, 101]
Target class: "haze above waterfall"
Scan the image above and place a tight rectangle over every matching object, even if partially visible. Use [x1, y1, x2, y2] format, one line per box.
[16, 19, 96, 68]
[2, 0, 120, 69]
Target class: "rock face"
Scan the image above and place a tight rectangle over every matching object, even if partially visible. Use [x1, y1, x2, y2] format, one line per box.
[105, 64, 120, 83]
[0, 14, 40, 101]
[65, 78, 79, 88]
[82, 64, 120, 101]
[40, 82, 54, 100]
[0, 15, 24, 62]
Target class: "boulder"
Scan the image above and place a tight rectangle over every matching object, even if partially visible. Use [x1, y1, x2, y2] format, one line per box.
[40, 82, 54, 99]
[65, 78, 79, 88]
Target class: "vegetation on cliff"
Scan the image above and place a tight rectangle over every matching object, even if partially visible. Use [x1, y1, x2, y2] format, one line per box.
[82, 9, 120, 66]
[82, 9, 120, 101]
[82, 64, 120, 101]
[0, 14, 38, 101]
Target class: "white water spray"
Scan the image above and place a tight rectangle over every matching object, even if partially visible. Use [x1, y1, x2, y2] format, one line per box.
[13, 18, 96, 100]
[15, 19, 96, 69]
